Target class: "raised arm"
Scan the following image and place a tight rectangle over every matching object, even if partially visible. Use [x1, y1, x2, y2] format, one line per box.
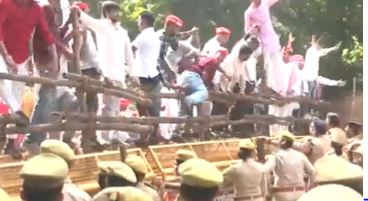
[317, 76, 345, 87]
[72, 7, 105, 33]
[318, 42, 342, 56]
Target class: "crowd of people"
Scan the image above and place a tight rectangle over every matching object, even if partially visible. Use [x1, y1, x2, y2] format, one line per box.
[0, 0, 350, 156]
[0, 0, 362, 200]
[0, 111, 363, 201]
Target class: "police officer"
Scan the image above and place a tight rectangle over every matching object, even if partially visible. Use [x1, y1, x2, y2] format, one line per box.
[222, 139, 267, 201]
[264, 131, 315, 201]
[97, 161, 137, 189]
[327, 128, 348, 160]
[40, 139, 93, 201]
[294, 119, 331, 164]
[178, 158, 223, 201]
[19, 153, 69, 201]
[126, 155, 161, 201]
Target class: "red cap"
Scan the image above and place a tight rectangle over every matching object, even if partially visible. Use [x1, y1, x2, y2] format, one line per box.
[165, 15, 184, 27]
[216, 48, 229, 58]
[73, 1, 89, 11]
[215, 27, 231, 35]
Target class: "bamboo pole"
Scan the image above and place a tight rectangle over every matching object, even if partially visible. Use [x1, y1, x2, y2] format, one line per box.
[0, 121, 154, 135]
[210, 114, 312, 127]
[0, 73, 153, 107]
[64, 113, 228, 124]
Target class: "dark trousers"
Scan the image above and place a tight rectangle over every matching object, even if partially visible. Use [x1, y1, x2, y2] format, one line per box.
[228, 82, 255, 137]
[81, 68, 101, 113]
[136, 76, 162, 143]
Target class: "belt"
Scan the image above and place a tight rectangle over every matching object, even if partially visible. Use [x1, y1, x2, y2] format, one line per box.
[235, 195, 263, 200]
[272, 186, 305, 192]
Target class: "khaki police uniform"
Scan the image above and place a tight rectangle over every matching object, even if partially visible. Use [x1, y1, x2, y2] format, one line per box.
[40, 139, 93, 201]
[223, 139, 266, 201]
[297, 184, 362, 201]
[294, 134, 331, 164]
[93, 186, 153, 201]
[0, 188, 11, 201]
[126, 155, 161, 201]
[264, 131, 315, 201]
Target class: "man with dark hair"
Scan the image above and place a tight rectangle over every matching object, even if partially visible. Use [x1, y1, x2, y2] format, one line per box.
[264, 131, 315, 201]
[132, 11, 162, 144]
[294, 119, 331, 164]
[326, 112, 341, 130]
[19, 153, 68, 201]
[71, 1, 135, 144]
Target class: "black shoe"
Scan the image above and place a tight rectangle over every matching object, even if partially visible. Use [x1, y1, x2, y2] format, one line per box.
[14, 111, 29, 127]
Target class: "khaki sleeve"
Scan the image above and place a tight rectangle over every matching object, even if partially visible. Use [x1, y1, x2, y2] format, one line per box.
[222, 166, 234, 190]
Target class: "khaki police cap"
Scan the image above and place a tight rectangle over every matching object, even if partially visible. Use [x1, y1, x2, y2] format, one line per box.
[20, 153, 68, 189]
[93, 187, 153, 201]
[175, 149, 196, 161]
[329, 128, 347, 145]
[297, 184, 362, 201]
[179, 158, 223, 188]
[314, 155, 363, 183]
[41, 139, 75, 165]
[125, 155, 148, 174]
[238, 139, 257, 150]
[97, 161, 137, 183]
[0, 188, 11, 201]
[279, 130, 295, 142]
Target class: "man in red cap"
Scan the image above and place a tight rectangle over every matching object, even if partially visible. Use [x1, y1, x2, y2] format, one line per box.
[0, 0, 57, 156]
[202, 27, 231, 57]
[156, 14, 199, 85]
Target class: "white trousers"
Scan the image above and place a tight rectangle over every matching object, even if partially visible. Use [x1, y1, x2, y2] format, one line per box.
[0, 55, 28, 113]
[0, 56, 29, 139]
[268, 103, 296, 137]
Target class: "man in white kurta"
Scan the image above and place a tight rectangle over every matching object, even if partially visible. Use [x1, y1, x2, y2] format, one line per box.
[303, 35, 341, 99]
[72, 1, 135, 143]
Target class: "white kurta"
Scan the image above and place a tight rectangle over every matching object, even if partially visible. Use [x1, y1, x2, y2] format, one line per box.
[202, 37, 223, 56]
[80, 13, 135, 84]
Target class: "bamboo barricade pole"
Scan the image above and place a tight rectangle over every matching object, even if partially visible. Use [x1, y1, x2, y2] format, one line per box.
[63, 73, 142, 97]
[209, 114, 312, 127]
[0, 73, 153, 107]
[63, 113, 228, 125]
[0, 121, 154, 135]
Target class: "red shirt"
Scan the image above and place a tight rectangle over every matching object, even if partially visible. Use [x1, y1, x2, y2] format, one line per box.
[189, 56, 219, 88]
[0, 0, 54, 64]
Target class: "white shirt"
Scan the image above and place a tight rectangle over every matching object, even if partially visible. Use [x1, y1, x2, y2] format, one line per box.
[303, 45, 338, 81]
[202, 37, 223, 56]
[132, 27, 160, 78]
[80, 13, 135, 83]
[80, 30, 99, 70]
